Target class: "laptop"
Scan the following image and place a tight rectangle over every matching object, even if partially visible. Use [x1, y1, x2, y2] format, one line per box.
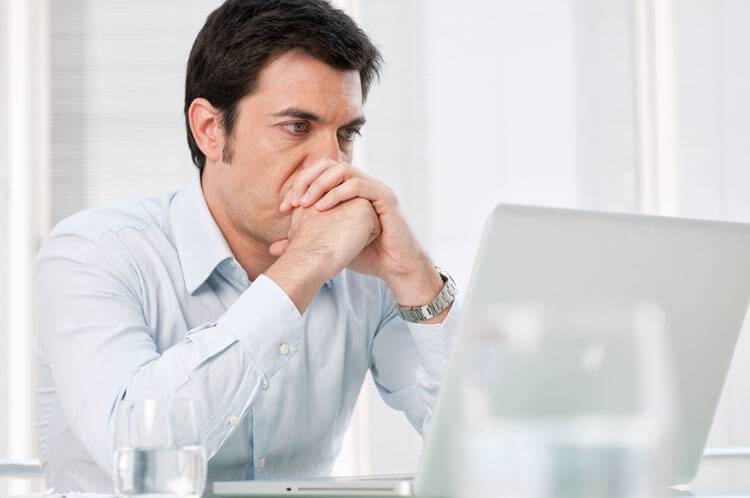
[214, 204, 750, 497]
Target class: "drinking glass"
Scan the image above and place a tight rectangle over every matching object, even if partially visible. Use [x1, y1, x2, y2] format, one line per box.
[113, 398, 207, 497]
[455, 298, 676, 498]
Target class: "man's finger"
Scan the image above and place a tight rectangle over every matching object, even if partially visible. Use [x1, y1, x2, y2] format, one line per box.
[289, 161, 343, 207]
[269, 239, 289, 256]
[315, 177, 380, 210]
[366, 217, 382, 246]
[299, 164, 352, 208]
[280, 158, 336, 205]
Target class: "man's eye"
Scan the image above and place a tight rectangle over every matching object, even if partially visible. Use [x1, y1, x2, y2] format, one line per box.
[283, 122, 310, 134]
[339, 128, 362, 142]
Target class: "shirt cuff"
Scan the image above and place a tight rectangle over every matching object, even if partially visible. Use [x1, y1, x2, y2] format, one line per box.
[218, 274, 304, 379]
[405, 300, 460, 378]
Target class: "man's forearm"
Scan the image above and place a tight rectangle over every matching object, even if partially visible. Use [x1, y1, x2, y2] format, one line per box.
[383, 258, 451, 324]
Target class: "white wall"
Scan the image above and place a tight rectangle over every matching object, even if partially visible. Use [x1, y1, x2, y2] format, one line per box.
[0, 0, 9, 471]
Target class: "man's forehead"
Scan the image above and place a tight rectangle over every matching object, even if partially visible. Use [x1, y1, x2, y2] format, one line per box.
[253, 51, 363, 106]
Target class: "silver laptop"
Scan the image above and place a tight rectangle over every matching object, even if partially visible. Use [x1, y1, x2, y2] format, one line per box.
[215, 204, 750, 497]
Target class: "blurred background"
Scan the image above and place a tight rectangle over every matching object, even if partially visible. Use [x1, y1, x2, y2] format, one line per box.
[1, 0, 749, 494]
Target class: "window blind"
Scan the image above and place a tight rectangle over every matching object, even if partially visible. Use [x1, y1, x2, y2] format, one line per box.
[49, 0, 220, 225]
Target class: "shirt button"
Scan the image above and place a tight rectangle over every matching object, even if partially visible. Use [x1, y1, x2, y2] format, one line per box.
[258, 457, 265, 469]
[228, 415, 239, 426]
[262, 381, 269, 391]
[230, 259, 237, 268]
[279, 343, 290, 355]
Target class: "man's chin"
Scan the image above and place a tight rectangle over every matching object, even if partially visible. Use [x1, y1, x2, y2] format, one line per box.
[251, 215, 289, 246]
[271, 217, 292, 241]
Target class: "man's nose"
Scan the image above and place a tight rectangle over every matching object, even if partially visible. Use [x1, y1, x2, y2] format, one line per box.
[310, 133, 342, 163]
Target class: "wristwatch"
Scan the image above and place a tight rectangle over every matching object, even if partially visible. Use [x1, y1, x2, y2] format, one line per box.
[398, 267, 457, 322]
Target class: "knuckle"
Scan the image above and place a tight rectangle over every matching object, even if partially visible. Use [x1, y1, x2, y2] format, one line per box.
[318, 158, 336, 174]
[308, 177, 323, 194]
[321, 191, 337, 204]
[290, 178, 304, 195]
[383, 186, 397, 204]
[310, 157, 328, 169]
[349, 177, 364, 190]
[370, 212, 380, 232]
[352, 197, 370, 209]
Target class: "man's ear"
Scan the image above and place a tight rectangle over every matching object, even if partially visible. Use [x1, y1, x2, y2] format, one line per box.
[188, 98, 224, 164]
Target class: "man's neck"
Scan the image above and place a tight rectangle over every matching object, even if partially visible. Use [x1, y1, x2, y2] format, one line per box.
[200, 174, 276, 282]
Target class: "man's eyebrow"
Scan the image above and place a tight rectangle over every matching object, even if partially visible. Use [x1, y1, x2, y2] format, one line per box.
[270, 108, 322, 122]
[270, 108, 366, 128]
[342, 116, 366, 128]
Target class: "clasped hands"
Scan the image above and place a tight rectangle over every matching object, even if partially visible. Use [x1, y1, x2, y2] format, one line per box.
[265, 158, 443, 313]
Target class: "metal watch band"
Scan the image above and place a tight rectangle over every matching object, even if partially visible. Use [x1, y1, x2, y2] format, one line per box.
[398, 267, 457, 322]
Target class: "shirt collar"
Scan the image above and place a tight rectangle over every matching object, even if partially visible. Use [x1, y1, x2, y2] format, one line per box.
[170, 172, 333, 294]
[170, 172, 234, 294]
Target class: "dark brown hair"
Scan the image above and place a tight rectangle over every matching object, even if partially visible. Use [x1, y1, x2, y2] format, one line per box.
[184, 0, 382, 171]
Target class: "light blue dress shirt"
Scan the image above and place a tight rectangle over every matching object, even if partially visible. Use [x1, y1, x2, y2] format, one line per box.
[34, 173, 459, 494]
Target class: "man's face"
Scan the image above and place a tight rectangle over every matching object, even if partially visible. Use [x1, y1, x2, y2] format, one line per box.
[205, 50, 364, 248]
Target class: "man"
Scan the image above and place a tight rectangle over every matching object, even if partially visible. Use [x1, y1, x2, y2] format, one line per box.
[34, 0, 459, 493]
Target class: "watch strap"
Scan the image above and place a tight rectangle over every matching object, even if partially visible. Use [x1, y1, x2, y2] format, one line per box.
[398, 267, 457, 322]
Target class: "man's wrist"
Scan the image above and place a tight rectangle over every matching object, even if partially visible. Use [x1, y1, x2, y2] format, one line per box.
[264, 247, 331, 314]
[384, 258, 444, 308]
[397, 267, 456, 322]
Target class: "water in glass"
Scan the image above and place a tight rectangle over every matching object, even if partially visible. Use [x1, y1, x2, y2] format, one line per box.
[113, 398, 206, 497]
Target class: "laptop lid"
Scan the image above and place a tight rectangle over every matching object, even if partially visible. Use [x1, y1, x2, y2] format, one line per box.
[415, 204, 750, 496]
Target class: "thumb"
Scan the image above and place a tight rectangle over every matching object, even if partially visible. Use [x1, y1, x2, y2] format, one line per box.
[269, 238, 289, 256]
[366, 212, 382, 246]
